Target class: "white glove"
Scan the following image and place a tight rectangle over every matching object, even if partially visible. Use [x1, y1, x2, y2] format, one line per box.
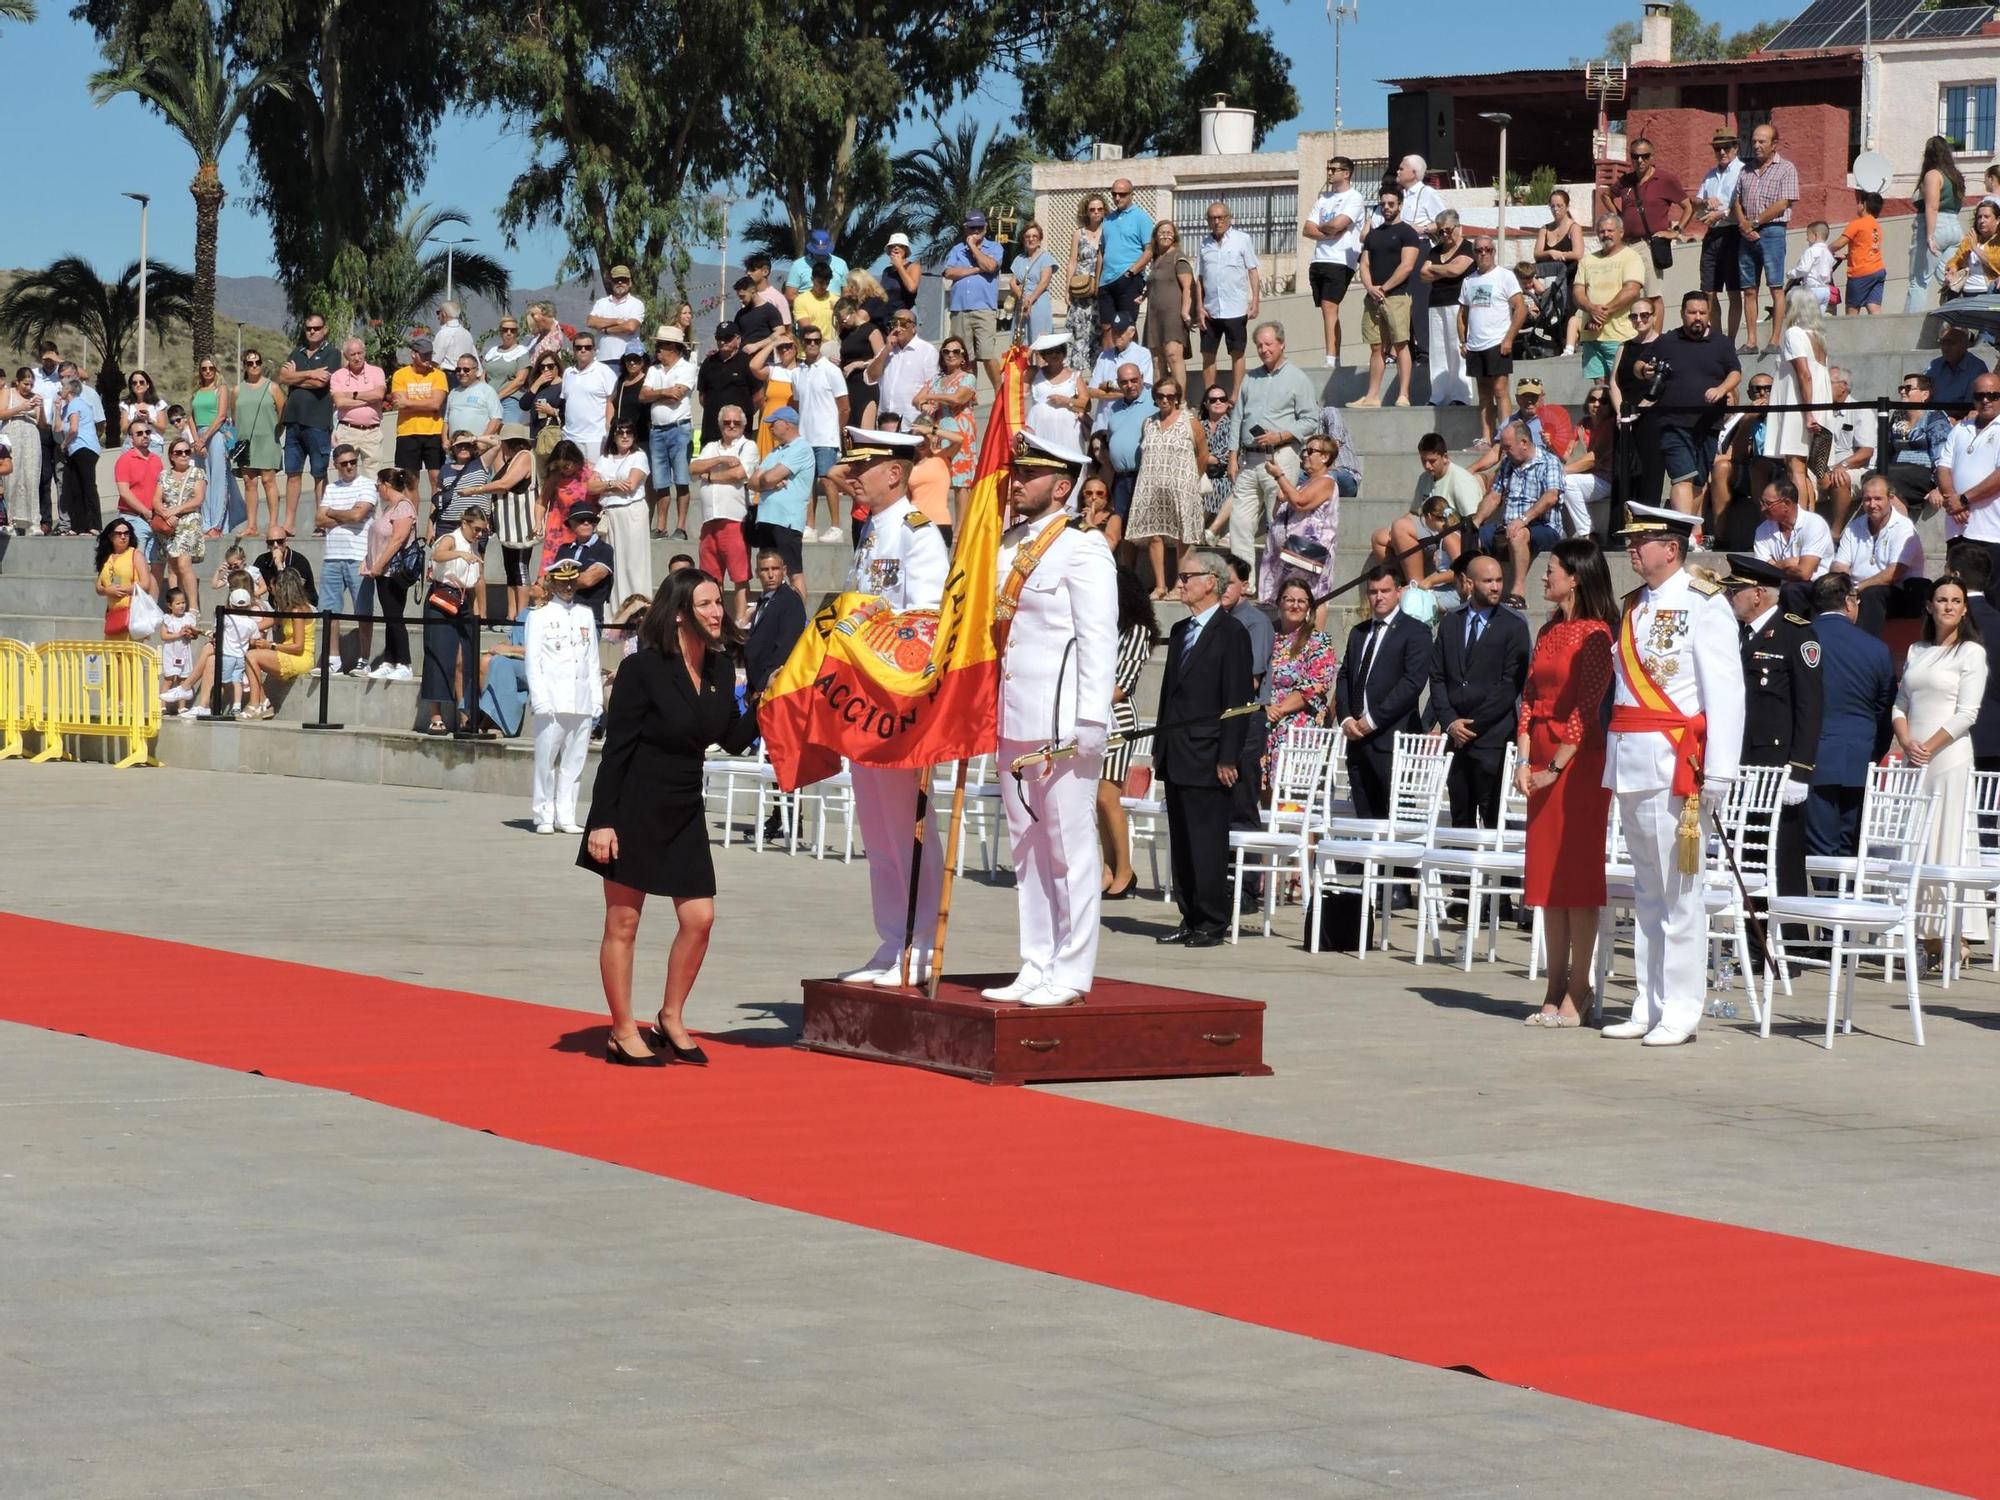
[1072, 720, 1109, 761]
[1780, 777, 1809, 807]
[1701, 776, 1734, 805]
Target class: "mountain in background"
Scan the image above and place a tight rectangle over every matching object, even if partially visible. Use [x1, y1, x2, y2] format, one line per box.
[212, 264, 744, 338]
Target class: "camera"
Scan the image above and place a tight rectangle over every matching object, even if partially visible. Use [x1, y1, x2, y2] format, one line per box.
[1640, 355, 1673, 402]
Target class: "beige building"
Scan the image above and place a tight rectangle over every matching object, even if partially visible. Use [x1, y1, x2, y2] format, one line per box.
[1029, 127, 1390, 304]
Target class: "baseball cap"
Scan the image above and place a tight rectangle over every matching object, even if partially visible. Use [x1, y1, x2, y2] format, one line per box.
[805, 229, 834, 256]
[769, 405, 801, 425]
[227, 588, 252, 608]
[609, 264, 633, 280]
[962, 210, 987, 229]
[409, 335, 433, 355]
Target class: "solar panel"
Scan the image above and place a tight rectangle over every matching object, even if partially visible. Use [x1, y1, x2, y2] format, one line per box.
[1763, 0, 1988, 50]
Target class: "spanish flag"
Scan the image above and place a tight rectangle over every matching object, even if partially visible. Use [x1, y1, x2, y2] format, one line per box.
[760, 346, 1029, 790]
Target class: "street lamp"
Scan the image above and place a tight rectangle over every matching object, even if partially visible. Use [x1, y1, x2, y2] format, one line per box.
[438, 235, 477, 304]
[1331, 2, 1359, 154]
[123, 192, 151, 371]
[1479, 112, 1512, 249]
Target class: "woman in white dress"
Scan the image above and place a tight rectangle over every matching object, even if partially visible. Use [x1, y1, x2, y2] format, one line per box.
[1761, 286, 1830, 509]
[1893, 575, 1990, 963]
[0, 368, 43, 533]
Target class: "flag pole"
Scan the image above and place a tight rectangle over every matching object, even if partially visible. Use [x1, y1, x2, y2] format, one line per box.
[899, 775, 932, 987]
[926, 759, 972, 1000]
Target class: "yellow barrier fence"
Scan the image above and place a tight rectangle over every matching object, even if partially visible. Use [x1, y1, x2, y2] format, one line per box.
[31, 640, 161, 768]
[0, 638, 42, 759]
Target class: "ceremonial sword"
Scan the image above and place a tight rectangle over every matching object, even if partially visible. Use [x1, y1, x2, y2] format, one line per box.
[1008, 702, 1265, 773]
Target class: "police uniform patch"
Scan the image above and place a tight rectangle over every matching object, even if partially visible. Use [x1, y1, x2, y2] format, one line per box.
[1801, 640, 1821, 668]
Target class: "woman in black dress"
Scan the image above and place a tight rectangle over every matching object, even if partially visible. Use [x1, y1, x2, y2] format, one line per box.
[580, 567, 756, 1066]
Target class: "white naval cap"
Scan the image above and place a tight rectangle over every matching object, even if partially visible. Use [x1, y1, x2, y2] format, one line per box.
[1029, 332, 1069, 354]
[1011, 428, 1089, 473]
[1615, 500, 1703, 544]
[839, 425, 926, 462]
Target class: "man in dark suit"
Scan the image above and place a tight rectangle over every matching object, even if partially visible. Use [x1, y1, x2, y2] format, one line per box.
[1949, 543, 2000, 777]
[1334, 564, 1433, 820]
[744, 547, 807, 697]
[1155, 548, 1254, 947]
[1428, 554, 1531, 829]
[1804, 572, 1895, 860]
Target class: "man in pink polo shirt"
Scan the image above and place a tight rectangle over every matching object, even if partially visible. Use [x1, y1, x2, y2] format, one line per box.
[331, 338, 387, 471]
[113, 418, 166, 560]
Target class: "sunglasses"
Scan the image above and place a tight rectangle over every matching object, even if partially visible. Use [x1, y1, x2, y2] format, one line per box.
[304, 324, 326, 333]
[500, 325, 519, 332]
[336, 459, 359, 468]
[1977, 392, 2000, 403]
[1750, 385, 1773, 395]
[169, 446, 192, 456]
[1112, 190, 1132, 200]
[1205, 395, 1228, 404]
[243, 357, 262, 366]
[1899, 384, 1921, 393]
[575, 341, 596, 350]
[722, 418, 745, 426]
[1175, 570, 1205, 581]
[1632, 152, 1653, 161]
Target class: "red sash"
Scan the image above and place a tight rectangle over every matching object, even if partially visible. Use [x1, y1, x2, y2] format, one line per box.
[1611, 601, 1706, 798]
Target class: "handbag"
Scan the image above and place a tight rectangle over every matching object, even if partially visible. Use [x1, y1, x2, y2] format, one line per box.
[426, 580, 467, 615]
[125, 579, 164, 640]
[228, 437, 251, 468]
[1632, 190, 1675, 273]
[383, 534, 426, 586]
[1068, 270, 1097, 297]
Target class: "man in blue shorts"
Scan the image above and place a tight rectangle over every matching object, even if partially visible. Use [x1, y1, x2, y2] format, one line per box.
[1096, 178, 1155, 333]
[1472, 420, 1564, 605]
[277, 313, 338, 533]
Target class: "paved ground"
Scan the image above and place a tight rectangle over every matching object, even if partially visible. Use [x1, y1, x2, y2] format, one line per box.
[4, 761, 1986, 1497]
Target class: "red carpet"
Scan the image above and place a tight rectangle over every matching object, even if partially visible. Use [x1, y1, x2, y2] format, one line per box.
[6, 911, 1997, 1497]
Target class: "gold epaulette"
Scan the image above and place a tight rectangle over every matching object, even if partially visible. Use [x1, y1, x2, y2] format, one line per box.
[1784, 612, 1810, 625]
[904, 511, 932, 529]
[1686, 567, 1724, 597]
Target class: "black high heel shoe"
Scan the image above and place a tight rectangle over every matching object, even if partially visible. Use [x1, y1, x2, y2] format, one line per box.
[605, 1031, 665, 1067]
[648, 1014, 710, 1066]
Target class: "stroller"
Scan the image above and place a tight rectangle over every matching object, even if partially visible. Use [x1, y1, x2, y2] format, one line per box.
[1513, 259, 1573, 362]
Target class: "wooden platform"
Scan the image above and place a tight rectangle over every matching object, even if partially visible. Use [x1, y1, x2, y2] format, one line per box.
[797, 975, 1272, 1086]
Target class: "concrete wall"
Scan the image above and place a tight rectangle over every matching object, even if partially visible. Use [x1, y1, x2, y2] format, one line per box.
[1876, 36, 2000, 196]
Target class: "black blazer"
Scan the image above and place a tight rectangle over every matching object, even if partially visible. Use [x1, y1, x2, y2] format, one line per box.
[745, 585, 807, 696]
[586, 646, 758, 823]
[1155, 607, 1254, 786]
[1335, 612, 1430, 748]
[1429, 606, 1530, 750]
[1969, 591, 2000, 759]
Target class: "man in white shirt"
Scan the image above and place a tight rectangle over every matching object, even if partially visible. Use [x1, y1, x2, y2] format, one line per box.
[1086, 318, 1153, 433]
[587, 264, 646, 362]
[1695, 128, 1747, 347]
[642, 326, 697, 538]
[314, 443, 376, 676]
[1194, 201, 1260, 400]
[1456, 238, 1528, 446]
[1302, 154, 1364, 370]
[865, 309, 938, 429]
[560, 334, 619, 458]
[790, 325, 852, 541]
[525, 558, 603, 835]
[1939, 372, 2000, 567]
[1752, 475, 1835, 586]
[688, 405, 761, 623]
[1832, 471, 1926, 633]
[1394, 156, 1449, 364]
[1820, 365, 1878, 529]
[431, 301, 477, 385]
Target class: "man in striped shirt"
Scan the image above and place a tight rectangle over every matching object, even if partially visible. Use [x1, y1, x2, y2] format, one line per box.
[1732, 124, 1799, 354]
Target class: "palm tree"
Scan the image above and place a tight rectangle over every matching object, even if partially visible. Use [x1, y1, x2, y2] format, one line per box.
[0, 255, 195, 443]
[348, 203, 512, 367]
[1, 0, 38, 20]
[89, 12, 295, 369]
[891, 121, 1034, 261]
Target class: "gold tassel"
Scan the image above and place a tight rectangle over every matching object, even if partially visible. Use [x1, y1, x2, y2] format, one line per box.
[1677, 793, 1704, 875]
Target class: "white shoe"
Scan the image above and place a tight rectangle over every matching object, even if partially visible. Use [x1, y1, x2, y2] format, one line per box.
[160, 685, 188, 703]
[835, 963, 894, 984]
[874, 965, 932, 987]
[1601, 1019, 1650, 1039]
[1018, 983, 1085, 1008]
[1641, 1025, 1697, 1047]
[1324, 353, 1339, 368]
[980, 975, 1043, 1002]
[820, 527, 843, 543]
[556, 821, 585, 835]
[387, 664, 413, 681]
[323, 659, 342, 677]
[534, 823, 554, 835]
[366, 661, 393, 679]
[189, 705, 212, 719]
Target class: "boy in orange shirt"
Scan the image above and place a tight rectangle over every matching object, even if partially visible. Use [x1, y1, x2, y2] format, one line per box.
[1833, 192, 1885, 314]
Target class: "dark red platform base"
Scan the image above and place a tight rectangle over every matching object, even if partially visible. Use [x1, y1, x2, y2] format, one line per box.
[797, 974, 1272, 1085]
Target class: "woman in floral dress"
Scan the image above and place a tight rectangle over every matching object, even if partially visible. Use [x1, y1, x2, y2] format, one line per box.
[1260, 435, 1341, 609]
[1125, 378, 1209, 598]
[1261, 578, 1337, 784]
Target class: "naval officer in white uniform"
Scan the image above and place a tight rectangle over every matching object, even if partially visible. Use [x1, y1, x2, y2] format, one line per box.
[832, 427, 953, 986]
[982, 431, 1119, 1007]
[1604, 502, 1744, 1046]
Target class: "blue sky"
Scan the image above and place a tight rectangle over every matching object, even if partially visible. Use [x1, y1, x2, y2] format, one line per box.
[0, 0, 1793, 286]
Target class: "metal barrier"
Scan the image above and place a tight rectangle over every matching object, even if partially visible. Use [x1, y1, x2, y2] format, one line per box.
[31, 640, 161, 768]
[0, 638, 42, 759]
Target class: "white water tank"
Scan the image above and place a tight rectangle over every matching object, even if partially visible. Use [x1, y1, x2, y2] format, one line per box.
[1200, 96, 1255, 156]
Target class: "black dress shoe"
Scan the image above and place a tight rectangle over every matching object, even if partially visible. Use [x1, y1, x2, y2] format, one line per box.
[1185, 929, 1226, 948]
[1156, 925, 1196, 945]
[1102, 877, 1137, 900]
[663, 1037, 709, 1066]
[605, 1034, 666, 1067]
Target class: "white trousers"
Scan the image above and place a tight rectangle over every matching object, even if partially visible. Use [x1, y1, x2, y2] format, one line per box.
[599, 501, 653, 613]
[1426, 307, 1474, 407]
[850, 763, 943, 965]
[1617, 788, 1706, 1035]
[531, 711, 593, 827]
[1000, 740, 1104, 993]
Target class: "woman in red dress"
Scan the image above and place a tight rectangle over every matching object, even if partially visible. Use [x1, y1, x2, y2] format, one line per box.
[1515, 537, 1618, 1027]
